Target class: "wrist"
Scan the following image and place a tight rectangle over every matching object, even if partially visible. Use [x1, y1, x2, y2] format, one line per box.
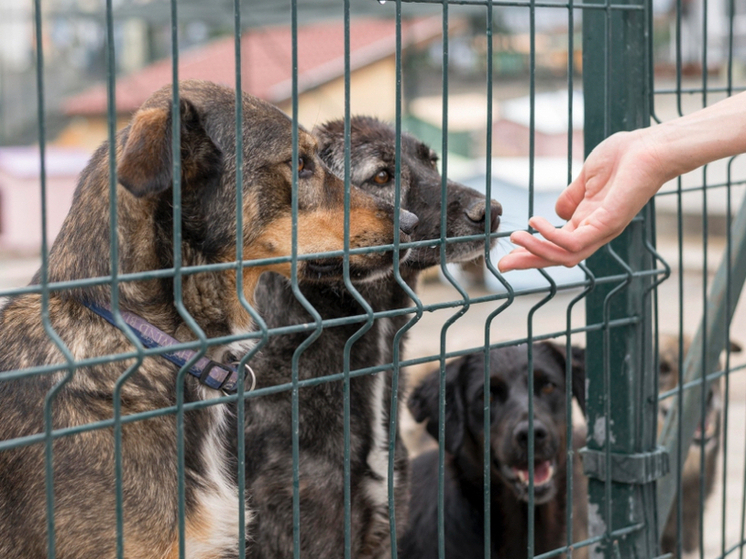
[646, 92, 746, 179]
[627, 127, 680, 186]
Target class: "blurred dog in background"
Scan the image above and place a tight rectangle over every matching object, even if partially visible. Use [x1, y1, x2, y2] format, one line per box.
[658, 334, 741, 556]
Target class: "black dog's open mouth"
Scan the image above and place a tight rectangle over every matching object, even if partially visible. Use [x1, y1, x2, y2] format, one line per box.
[511, 461, 555, 487]
[496, 459, 558, 504]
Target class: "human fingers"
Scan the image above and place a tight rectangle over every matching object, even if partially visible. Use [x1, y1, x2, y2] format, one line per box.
[506, 216, 616, 268]
[526, 216, 606, 255]
[554, 176, 587, 221]
[497, 247, 559, 272]
[506, 230, 589, 268]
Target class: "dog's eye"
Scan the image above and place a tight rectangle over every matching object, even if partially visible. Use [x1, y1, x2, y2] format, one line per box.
[373, 170, 391, 184]
[488, 384, 506, 403]
[292, 156, 314, 179]
[540, 382, 556, 396]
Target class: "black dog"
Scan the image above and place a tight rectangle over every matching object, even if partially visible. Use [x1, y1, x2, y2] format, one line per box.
[240, 117, 502, 558]
[402, 342, 586, 559]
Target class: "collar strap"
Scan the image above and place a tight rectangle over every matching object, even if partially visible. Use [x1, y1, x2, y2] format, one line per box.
[80, 300, 248, 394]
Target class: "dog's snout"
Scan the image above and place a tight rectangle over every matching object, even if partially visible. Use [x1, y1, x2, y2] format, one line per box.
[464, 200, 502, 232]
[399, 210, 419, 235]
[488, 200, 502, 231]
[513, 420, 548, 449]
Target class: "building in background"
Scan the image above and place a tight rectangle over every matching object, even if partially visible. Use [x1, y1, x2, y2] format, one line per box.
[0, 146, 88, 253]
[60, 17, 448, 149]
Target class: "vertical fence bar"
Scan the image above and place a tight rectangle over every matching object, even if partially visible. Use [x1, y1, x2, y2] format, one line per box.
[435, 6, 481, 558]
[565, 2, 578, 556]
[582, 0, 659, 556]
[33, 0, 80, 556]
[698, 2, 710, 556]
[233, 6, 247, 556]
[102, 3, 147, 559]
[437, 3, 451, 558]
[289, 0, 303, 556]
[673, 2, 685, 553]
[722, 5, 735, 557]
[390, 4, 426, 557]
[33, 0, 73, 556]
[232, 4, 271, 558]
[340, 3, 380, 558]
[482, 8, 517, 559]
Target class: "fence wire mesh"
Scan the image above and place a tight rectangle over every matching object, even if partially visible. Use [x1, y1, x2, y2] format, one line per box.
[0, 0, 745, 558]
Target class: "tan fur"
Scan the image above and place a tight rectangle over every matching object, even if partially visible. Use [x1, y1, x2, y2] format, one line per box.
[0, 81, 405, 559]
[657, 333, 740, 556]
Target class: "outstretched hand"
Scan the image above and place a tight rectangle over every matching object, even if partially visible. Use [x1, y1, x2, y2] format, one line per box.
[498, 129, 670, 272]
[498, 90, 746, 272]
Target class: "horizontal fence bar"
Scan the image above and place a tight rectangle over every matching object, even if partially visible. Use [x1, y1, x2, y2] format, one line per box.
[533, 523, 647, 559]
[0, 296, 644, 383]
[0, 261, 665, 300]
[657, 362, 746, 401]
[655, 86, 746, 95]
[401, 0, 644, 9]
[0, 234, 506, 297]
[657, 179, 746, 197]
[0, 313, 644, 455]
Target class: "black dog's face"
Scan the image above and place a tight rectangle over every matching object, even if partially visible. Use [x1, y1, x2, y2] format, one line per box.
[315, 116, 502, 269]
[409, 342, 585, 505]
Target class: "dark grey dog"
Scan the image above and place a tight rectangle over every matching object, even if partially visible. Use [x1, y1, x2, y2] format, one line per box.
[241, 116, 501, 559]
[0, 83, 407, 559]
[401, 343, 586, 559]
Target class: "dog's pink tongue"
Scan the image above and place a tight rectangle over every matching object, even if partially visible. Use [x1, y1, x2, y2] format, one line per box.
[512, 461, 553, 486]
[534, 461, 552, 484]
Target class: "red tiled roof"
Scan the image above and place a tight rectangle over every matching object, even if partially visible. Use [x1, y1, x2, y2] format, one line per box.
[63, 17, 444, 116]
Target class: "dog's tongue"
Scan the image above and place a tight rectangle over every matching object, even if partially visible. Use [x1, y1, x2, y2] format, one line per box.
[533, 461, 552, 484]
[513, 461, 554, 486]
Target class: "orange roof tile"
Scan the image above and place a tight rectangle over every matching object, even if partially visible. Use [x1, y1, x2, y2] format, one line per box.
[63, 17, 444, 116]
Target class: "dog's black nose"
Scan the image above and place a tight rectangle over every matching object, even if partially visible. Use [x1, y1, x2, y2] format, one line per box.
[514, 420, 548, 448]
[399, 210, 419, 235]
[464, 199, 502, 232]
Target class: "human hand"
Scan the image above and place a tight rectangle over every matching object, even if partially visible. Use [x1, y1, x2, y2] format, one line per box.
[498, 129, 670, 271]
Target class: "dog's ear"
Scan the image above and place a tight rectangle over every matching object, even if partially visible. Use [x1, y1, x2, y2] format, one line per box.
[540, 341, 586, 415]
[408, 356, 470, 455]
[118, 98, 222, 198]
[311, 119, 343, 153]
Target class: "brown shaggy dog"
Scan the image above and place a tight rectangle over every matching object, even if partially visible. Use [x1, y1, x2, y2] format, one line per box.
[0, 81, 413, 559]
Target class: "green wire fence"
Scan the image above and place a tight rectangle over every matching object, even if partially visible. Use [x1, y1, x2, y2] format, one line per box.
[1, 0, 746, 557]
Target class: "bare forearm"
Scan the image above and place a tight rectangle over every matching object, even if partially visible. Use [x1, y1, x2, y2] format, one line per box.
[650, 91, 746, 182]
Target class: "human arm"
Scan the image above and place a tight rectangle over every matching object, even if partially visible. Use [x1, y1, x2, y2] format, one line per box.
[497, 91, 746, 272]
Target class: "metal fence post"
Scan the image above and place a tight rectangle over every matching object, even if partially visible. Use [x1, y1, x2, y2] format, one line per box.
[582, 0, 664, 557]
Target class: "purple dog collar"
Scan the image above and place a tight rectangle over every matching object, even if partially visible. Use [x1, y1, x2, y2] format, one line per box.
[81, 300, 255, 394]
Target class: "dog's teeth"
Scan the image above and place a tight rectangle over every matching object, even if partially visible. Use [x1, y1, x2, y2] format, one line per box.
[513, 462, 555, 487]
[512, 468, 530, 485]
